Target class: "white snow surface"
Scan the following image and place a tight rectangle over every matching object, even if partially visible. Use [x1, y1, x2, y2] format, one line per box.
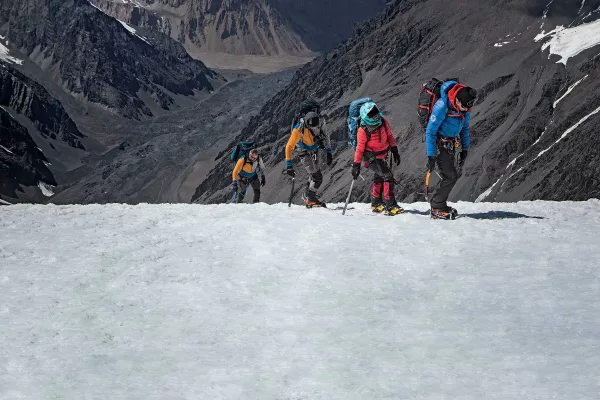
[118, 20, 151, 45]
[475, 176, 503, 202]
[0, 42, 23, 65]
[535, 19, 600, 65]
[37, 182, 55, 197]
[553, 75, 588, 108]
[1, 202, 600, 399]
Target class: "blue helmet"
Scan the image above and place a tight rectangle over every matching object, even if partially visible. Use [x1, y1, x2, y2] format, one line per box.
[359, 102, 382, 127]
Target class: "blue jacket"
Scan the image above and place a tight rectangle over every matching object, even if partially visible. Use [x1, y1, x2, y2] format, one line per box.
[425, 81, 471, 157]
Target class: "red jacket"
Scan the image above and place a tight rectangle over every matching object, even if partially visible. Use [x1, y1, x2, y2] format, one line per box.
[353, 118, 396, 163]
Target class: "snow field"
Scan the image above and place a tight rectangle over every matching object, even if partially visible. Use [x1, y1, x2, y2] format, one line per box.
[1, 201, 600, 399]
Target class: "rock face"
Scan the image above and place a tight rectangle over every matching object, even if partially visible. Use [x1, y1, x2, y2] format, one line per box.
[0, 60, 87, 200]
[49, 68, 296, 204]
[0, 107, 55, 200]
[0, 62, 84, 149]
[193, 0, 600, 204]
[89, 0, 387, 57]
[0, 0, 224, 119]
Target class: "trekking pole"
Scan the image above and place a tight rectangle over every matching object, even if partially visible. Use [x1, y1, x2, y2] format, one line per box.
[342, 178, 355, 216]
[281, 169, 296, 207]
[288, 177, 295, 207]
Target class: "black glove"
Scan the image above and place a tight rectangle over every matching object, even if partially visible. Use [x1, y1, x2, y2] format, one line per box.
[231, 181, 238, 194]
[459, 150, 468, 166]
[286, 166, 296, 177]
[391, 146, 401, 166]
[351, 162, 361, 180]
[260, 175, 266, 186]
[326, 152, 333, 165]
[427, 157, 436, 172]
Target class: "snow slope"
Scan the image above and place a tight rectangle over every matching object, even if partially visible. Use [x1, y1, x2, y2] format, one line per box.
[1, 201, 600, 399]
[535, 18, 600, 65]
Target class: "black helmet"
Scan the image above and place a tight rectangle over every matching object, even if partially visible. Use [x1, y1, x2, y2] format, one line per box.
[304, 111, 320, 128]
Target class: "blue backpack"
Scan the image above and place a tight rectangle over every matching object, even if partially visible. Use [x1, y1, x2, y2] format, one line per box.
[347, 97, 372, 150]
[230, 141, 256, 163]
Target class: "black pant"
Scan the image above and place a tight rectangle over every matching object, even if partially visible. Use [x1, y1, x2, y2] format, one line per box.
[430, 146, 458, 209]
[367, 158, 395, 204]
[237, 175, 261, 203]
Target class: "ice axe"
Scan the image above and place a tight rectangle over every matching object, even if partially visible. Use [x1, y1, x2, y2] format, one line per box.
[342, 179, 355, 216]
[342, 174, 364, 215]
[424, 170, 431, 201]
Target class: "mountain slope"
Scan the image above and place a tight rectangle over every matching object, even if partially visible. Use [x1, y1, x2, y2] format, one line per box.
[89, 0, 387, 70]
[0, 108, 56, 201]
[0, 0, 224, 119]
[0, 62, 84, 150]
[193, 0, 600, 204]
[49, 69, 296, 204]
[0, 60, 89, 201]
[1, 200, 599, 398]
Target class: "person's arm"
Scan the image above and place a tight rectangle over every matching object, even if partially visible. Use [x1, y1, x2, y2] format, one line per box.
[384, 119, 397, 148]
[285, 128, 301, 167]
[353, 127, 368, 163]
[322, 119, 332, 154]
[425, 100, 447, 157]
[460, 112, 471, 151]
[232, 157, 244, 182]
[258, 157, 266, 177]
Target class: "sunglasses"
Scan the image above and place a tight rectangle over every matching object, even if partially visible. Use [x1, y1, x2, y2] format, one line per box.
[367, 107, 380, 118]
[306, 117, 320, 127]
[456, 99, 471, 110]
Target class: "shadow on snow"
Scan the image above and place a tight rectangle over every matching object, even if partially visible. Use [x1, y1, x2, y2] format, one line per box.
[403, 209, 545, 220]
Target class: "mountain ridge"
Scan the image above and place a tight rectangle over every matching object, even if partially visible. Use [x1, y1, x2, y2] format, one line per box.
[192, 0, 600, 205]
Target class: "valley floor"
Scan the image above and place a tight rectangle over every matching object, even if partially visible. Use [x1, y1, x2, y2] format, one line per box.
[1, 201, 599, 399]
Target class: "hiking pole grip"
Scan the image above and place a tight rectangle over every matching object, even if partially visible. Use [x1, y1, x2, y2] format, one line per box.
[342, 179, 355, 216]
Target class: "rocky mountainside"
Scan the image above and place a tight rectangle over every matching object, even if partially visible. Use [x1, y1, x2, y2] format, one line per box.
[50, 68, 296, 204]
[89, 0, 387, 70]
[193, 0, 600, 204]
[0, 107, 56, 200]
[0, 0, 231, 202]
[0, 62, 84, 149]
[0, 60, 87, 201]
[0, 0, 224, 120]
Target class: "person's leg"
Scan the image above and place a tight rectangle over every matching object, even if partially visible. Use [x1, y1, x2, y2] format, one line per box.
[236, 179, 248, 203]
[430, 148, 458, 210]
[250, 176, 261, 203]
[300, 152, 323, 203]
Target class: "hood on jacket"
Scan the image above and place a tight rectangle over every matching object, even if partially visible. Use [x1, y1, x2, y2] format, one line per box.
[440, 80, 466, 112]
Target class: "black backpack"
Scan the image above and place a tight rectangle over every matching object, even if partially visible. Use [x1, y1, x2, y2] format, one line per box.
[417, 78, 459, 139]
[291, 98, 321, 132]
